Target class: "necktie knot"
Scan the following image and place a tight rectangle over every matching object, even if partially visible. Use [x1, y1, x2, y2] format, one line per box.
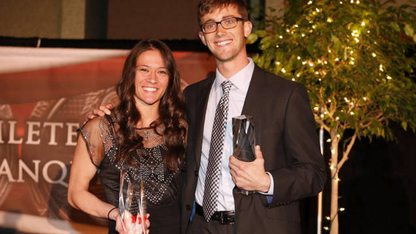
[221, 80, 232, 96]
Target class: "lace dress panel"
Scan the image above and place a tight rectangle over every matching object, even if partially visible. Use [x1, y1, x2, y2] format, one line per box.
[98, 116, 119, 169]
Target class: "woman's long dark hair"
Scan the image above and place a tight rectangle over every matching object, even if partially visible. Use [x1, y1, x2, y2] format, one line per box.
[113, 39, 186, 171]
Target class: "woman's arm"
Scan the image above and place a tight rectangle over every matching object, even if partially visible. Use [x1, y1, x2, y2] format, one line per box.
[68, 136, 117, 219]
[68, 132, 149, 234]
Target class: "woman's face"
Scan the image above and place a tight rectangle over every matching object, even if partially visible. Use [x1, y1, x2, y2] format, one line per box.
[134, 49, 170, 108]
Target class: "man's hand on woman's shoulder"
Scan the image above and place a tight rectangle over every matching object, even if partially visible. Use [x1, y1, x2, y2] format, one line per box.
[87, 104, 113, 119]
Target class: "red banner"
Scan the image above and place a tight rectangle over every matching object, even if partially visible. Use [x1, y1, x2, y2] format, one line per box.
[0, 46, 215, 233]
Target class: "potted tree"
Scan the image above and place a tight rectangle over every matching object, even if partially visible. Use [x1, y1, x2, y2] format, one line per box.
[248, 0, 416, 233]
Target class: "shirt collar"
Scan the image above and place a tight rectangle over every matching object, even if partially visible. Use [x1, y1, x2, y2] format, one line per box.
[214, 58, 255, 93]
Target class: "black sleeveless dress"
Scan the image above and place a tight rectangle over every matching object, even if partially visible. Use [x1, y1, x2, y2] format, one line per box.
[78, 116, 181, 234]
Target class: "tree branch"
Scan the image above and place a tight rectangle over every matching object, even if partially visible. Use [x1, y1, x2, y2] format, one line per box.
[337, 133, 357, 171]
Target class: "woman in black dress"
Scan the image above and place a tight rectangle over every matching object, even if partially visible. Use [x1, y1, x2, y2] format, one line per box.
[68, 39, 187, 234]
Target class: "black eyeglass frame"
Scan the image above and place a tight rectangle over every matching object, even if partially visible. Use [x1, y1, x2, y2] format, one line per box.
[200, 17, 246, 34]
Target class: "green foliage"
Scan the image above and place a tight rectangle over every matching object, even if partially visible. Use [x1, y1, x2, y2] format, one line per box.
[250, 0, 416, 142]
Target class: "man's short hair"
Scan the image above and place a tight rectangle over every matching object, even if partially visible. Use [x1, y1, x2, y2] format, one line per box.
[197, 0, 248, 25]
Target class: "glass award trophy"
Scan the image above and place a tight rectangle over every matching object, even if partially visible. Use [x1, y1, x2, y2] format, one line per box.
[119, 169, 146, 233]
[232, 115, 256, 162]
[232, 115, 256, 195]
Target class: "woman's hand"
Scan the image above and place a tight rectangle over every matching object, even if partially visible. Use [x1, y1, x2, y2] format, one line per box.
[115, 210, 151, 234]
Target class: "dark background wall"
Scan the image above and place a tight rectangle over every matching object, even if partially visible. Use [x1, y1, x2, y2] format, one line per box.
[107, 0, 201, 40]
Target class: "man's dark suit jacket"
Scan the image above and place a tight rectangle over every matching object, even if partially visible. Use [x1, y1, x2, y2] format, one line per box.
[181, 65, 327, 234]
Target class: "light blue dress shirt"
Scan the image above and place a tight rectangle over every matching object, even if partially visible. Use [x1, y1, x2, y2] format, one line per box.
[195, 58, 273, 212]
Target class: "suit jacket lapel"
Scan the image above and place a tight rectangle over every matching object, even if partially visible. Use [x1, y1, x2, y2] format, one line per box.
[241, 66, 264, 145]
[193, 76, 215, 167]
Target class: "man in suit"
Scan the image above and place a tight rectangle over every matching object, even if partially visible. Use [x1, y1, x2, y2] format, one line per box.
[181, 0, 327, 234]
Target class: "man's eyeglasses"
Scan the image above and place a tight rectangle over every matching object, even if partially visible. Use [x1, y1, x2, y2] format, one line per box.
[201, 17, 245, 34]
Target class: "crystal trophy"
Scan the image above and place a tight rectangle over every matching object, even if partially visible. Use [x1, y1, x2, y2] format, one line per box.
[232, 115, 256, 195]
[232, 115, 256, 162]
[119, 169, 146, 234]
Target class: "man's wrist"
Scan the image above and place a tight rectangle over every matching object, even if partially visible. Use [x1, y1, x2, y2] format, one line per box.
[259, 172, 271, 193]
[258, 172, 274, 195]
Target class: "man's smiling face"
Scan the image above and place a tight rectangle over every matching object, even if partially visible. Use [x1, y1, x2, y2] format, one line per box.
[198, 5, 252, 64]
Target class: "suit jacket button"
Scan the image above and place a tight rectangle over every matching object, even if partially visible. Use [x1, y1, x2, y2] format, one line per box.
[186, 205, 191, 210]
[194, 171, 198, 177]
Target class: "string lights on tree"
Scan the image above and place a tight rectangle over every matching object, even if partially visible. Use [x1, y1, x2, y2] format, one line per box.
[248, 0, 416, 233]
